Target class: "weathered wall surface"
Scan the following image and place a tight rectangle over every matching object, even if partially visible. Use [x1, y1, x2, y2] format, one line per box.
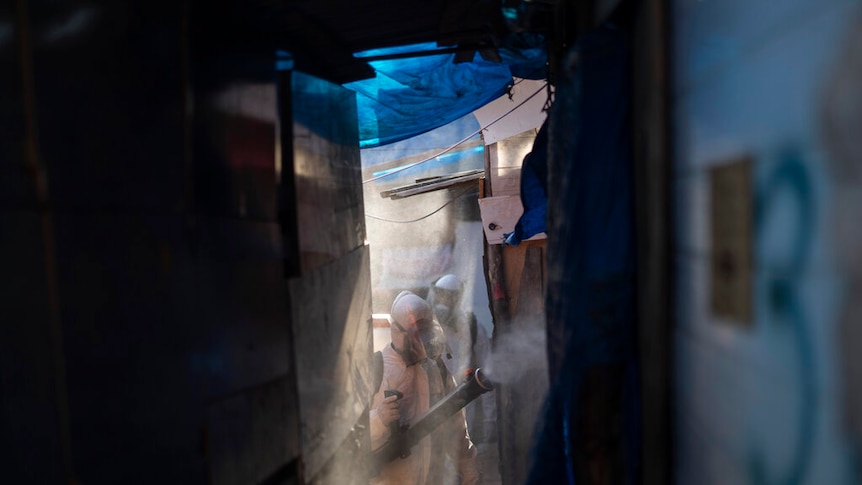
[481, 132, 549, 485]
[282, 71, 374, 485]
[671, 1, 862, 483]
[0, 3, 371, 483]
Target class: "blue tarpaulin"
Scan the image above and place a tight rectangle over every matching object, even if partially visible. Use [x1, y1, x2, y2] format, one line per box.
[527, 20, 640, 485]
[359, 113, 484, 183]
[503, 118, 548, 246]
[344, 34, 546, 148]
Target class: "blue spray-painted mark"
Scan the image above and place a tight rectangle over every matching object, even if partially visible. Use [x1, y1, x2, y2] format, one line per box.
[749, 148, 818, 485]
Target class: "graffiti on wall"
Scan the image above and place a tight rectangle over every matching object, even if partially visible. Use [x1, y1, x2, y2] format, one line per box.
[748, 148, 818, 485]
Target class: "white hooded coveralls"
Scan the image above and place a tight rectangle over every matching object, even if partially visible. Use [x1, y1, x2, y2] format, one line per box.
[370, 344, 480, 485]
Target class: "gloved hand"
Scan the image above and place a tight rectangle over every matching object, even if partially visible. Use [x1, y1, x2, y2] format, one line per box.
[375, 394, 401, 427]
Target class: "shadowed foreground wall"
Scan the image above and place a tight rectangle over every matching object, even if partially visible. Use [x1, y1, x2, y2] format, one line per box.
[0, 2, 371, 483]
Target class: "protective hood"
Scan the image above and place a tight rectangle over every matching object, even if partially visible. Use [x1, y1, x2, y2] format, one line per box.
[390, 291, 447, 363]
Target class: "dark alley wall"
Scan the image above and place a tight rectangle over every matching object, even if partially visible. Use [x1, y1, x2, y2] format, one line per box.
[1, 2, 371, 483]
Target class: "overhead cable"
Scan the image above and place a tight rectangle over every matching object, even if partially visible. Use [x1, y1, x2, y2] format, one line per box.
[365, 186, 475, 223]
[362, 82, 549, 185]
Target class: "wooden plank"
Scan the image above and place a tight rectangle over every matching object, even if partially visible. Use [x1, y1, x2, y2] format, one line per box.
[483, 141, 494, 197]
[502, 244, 527, 315]
[389, 178, 479, 199]
[482, 140, 509, 333]
[501, 240, 546, 316]
[379, 169, 484, 199]
[513, 245, 545, 320]
[477, 195, 547, 245]
[496, 244, 548, 485]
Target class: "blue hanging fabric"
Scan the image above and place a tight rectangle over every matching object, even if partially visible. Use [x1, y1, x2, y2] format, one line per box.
[503, 119, 548, 246]
[526, 17, 640, 485]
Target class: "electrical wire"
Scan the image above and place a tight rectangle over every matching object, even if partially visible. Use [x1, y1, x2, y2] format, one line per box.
[362, 82, 549, 185]
[365, 186, 476, 223]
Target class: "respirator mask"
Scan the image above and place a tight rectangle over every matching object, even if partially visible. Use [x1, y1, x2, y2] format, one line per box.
[391, 317, 446, 365]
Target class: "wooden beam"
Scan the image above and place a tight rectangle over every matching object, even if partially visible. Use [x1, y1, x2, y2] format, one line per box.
[379, 169, 484, 199]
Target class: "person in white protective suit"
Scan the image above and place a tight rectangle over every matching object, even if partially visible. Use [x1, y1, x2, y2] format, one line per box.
[369, 291, 481, 485]
[427, 274, 497, 444]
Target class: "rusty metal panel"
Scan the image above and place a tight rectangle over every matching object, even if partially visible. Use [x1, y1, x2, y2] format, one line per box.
[280, 70, 373, 484]
[488, 130, 537, 197]
[288, 245, 374, 483]
[280, 71, 365, 276]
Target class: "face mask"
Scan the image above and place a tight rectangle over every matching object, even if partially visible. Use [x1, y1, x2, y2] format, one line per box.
[433, 303, 453, 328]
[392, 318, 446, 364]
[417, 319, 446, 360]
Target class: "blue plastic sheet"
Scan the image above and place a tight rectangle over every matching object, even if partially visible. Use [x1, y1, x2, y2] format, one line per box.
[527, 20, 640, 485]
[503, 119, 548, 246]
[344, 34, 546, 148]
[360, 113, 485, 184]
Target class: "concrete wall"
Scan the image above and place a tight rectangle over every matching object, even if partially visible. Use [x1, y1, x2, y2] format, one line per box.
[671, 1, 862, 483]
